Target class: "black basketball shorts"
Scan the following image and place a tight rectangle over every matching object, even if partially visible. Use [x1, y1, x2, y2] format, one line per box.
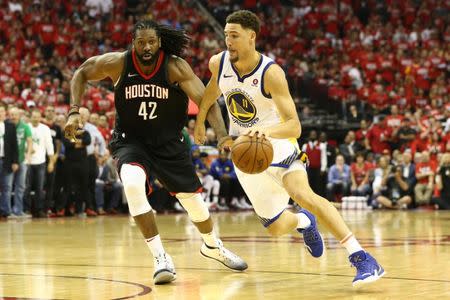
[109, 131, 202, 195]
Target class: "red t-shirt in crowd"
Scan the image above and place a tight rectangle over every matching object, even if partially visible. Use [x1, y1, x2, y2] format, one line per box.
[39, 23, 57, 45]
[351, 162, 370, 185]
[366, 124, 391, 154]
[411, 137, 430, 156]
[384, 115, 404, 129]
[415, 162, 434, 185]
[368, 90, 389, 110]
[355, 128, 368, 142]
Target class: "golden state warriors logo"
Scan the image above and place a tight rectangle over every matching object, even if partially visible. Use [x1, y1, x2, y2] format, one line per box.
[226, 90, 257, 123]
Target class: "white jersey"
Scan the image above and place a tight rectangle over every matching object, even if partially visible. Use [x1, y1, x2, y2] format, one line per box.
[217, 51, 299, 164]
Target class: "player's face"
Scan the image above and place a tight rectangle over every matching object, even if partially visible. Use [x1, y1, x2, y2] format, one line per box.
[224, 23, 255, 63]
[133, 29, 161, 66]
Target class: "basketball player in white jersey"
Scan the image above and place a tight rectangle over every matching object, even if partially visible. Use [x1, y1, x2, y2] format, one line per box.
[194, 10, 385, 287]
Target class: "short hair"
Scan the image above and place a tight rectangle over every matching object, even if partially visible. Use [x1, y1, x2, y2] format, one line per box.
[226, 10, 260, 35]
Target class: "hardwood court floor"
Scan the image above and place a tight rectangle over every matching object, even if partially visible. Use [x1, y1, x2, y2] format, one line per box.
[0, 210, 449, 299]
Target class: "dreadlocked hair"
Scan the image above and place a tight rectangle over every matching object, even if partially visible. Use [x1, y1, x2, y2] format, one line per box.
[132, 19, 190, 57]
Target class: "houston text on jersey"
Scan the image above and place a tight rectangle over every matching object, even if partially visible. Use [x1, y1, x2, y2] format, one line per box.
[125, 84, 169, 100]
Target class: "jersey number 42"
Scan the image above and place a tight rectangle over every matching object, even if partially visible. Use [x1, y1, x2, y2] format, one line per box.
[138, 101, 158, 120]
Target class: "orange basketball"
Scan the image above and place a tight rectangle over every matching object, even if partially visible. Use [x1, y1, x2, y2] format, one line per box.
[231, 135, 274, 174]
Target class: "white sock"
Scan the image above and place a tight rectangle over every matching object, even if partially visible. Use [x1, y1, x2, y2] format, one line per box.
[200, 231, 220, 248]
[145, 234, 166, 257]
[340, 233, 363, 255]
[212, 196, 219, 204]
[297, 212, 311, 229]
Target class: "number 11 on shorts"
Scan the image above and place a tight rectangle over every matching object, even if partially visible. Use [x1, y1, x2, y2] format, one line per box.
[138, 101, 158, 120]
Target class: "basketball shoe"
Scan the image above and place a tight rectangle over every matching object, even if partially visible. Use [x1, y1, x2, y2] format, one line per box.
[349, 250, 385, 287]
[200, 239, 248, 271]
[297, 209, 324, 258]
[153, 253, 176, 284]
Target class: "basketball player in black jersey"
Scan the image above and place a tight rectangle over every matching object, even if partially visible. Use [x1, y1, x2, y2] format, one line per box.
[64, 20, 247, 285]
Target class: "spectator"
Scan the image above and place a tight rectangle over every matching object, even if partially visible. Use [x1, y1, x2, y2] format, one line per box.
[414, 151, 435, 206]
[42, 105, 62, 215]
[365, 116, 392, 155]
[7, 107, 33, 218]
[432, 153, 450, 209]
[95, 150, 123, 215]
[326, 154, 351, 201]
[60, 129, 91, 217]
[400, 151, 416, 195]
[372, 156, 392, 197]
[319, 131, 336, 197]
[89, 113, 100, 126]
[97, 114, 111, 143]
[24, 109, 54, 218]
[355, 119, 369, 143]
[79, 107, 107, 217]
[347, 104, 362, 123]
[375, 165, 412, 209]
[210, 151, 246, 210]
[54, 114, 68, 217]
[302, 130, 324, 195]
[350, 152, 371, 197]
[191, 146, 225, 210]
[396, 118, 417, 151]
[0, 104, 19, 218]
[204, 128, 218, 147]
[339, 130, 363, 164]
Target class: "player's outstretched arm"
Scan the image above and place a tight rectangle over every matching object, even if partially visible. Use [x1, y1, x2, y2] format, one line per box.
[66, 52, 124, 141]
[194, 54, 226, 145]
[254, 64, 302, 139]
[70, 52, 124, 107]
[169, 55, 227, 145]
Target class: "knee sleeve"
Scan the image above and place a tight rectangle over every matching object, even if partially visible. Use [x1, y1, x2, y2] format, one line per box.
[120, 164, 152, 216]
[176, 193, 210, 222]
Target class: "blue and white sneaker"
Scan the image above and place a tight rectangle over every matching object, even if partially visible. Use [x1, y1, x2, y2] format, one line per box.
[297, 209, 325, 258]
[349, 250, 385, 287]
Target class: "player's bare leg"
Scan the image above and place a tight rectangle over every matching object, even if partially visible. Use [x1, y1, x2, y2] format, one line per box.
[175, 193, 247, 271]
[283, 169, 385, 286]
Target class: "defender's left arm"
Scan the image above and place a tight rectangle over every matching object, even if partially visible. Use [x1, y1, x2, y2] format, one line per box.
[248, 64, 301, 139]
[169, 57, 228, 140]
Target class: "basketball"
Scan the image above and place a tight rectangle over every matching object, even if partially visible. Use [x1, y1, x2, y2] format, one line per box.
[231, 135, 273, 174]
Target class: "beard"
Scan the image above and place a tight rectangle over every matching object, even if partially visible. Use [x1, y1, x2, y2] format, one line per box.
[136, 49, 160, 66]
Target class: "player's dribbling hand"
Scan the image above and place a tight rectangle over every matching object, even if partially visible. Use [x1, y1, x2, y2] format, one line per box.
[218, 135, 234, 151]
[64, 114, 84, 143]
[194, 122, 206, 145]
[245, 127, 271, 139]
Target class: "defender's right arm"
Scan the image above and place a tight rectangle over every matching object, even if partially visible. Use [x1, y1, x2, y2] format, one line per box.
[194, 54, 224, 145]
[71, 52, 124, 106]
[66, 52, 124, 141]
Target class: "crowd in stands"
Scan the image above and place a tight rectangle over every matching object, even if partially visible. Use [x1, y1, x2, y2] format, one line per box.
[0, 0, 449, 219]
